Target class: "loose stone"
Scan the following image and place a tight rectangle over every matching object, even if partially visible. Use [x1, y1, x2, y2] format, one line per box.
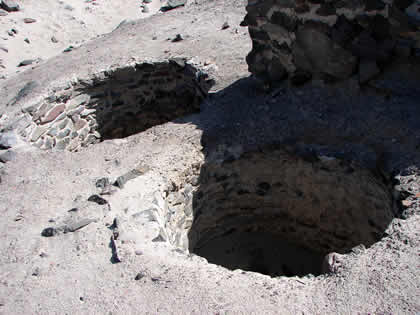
[113, 165, 150, 188]
[172, 34, 183, 42]
[87, 194, 108, 205]
[96, 177, 110, 189]
[18, 59, 35, 67]
[41, 227, 58, 237]
[134, 273, 145, 280]
[23, 18, 36, 23]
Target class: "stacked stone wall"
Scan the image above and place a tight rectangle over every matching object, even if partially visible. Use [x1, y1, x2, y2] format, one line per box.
[15, 59, 213, 151]
[245, 0, 420, 85]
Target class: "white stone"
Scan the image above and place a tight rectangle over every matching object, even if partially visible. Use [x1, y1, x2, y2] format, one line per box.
[31, 126, 47, 142]
[66, 94, 91, 110]
[80, 108, 96, 117]
[78, 127, 89, 141]
[58, 118, 69, 130]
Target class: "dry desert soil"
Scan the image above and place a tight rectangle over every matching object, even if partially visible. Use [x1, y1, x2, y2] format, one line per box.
[0, 0, 419, 314]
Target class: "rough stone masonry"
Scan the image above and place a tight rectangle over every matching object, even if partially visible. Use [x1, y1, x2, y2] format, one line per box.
[6, 59, 212, 151]
[245, 0, 420, 85]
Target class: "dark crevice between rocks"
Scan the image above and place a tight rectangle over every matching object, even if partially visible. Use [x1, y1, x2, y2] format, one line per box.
[187, 145, 397, 277]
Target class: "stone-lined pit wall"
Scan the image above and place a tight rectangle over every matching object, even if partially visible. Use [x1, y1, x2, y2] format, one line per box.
[245, 0, 420, 85]
[159, 146, 396, 276]
[18, 59, 213, 151]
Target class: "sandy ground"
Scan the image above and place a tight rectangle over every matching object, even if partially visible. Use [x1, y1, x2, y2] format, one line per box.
[0, 0, 419, 314]
[0, 0, 164, 79]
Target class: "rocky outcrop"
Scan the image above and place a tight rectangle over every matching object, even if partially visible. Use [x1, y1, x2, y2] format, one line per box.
[245, 0, 420, 85]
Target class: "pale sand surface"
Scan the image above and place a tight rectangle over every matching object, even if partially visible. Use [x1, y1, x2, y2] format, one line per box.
[0, 0, 163, 78]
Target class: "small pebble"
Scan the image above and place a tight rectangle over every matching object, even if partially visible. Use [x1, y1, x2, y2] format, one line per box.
[14, 213, 23, 221]
[41, 227, 58, 237]
[17, 59, 35, 67]
[23, 18, 36, 23]
[32, 267, 40, 276]
[87, 194, 108, 205]
[172, 34, 183, 42]
[134, 273, 145, 280]
[63, 46, 74, 53]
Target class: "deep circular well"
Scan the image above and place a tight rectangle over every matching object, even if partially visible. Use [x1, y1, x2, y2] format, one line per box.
[20, 59, 213, 151]
[182, 147, 395, 277]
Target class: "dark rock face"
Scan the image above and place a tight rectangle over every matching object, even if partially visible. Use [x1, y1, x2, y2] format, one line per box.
[245, 0, 419, 85]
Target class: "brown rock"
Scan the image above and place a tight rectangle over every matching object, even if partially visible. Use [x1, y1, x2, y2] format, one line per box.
[74, 119, 87, 131]
[41, 104, 65, 124]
